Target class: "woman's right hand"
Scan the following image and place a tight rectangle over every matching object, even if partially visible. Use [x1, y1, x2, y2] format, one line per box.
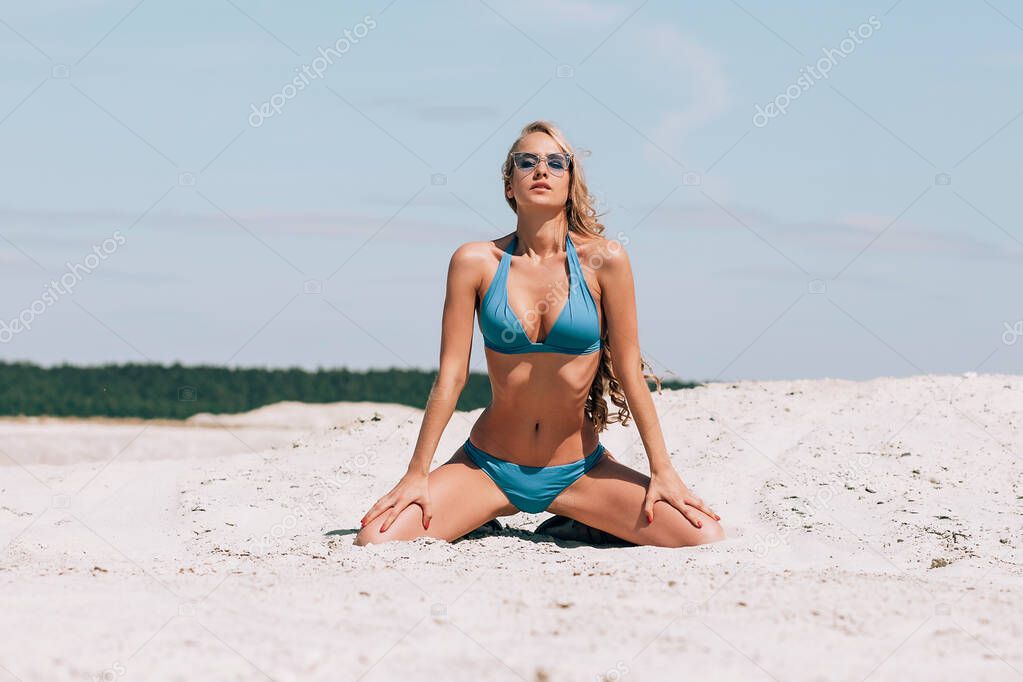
[360, 470, 432, 533]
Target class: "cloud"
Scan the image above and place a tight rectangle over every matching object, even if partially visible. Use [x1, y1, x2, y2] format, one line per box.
[0, 249, 28, 266]
[976, 50, 1023, 69]
[415, 104, 502, 123]
[640, 201, 1022, 261]
[646, 26, 731, 162]
[358, 95, 500, 123]
[501, 0, 628, 26]
[0, 205, 477, 242]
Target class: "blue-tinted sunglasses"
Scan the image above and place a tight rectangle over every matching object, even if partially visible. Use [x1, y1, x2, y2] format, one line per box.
[509, 151, 573, 176]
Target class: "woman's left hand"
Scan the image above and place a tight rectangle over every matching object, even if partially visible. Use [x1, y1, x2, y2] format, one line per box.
[643, 468, 720, 528]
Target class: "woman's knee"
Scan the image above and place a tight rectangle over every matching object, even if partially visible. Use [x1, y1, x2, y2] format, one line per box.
[354, 526, 387, 545]
[353, 505, 427, 545]
[663, 517, 726, 548]
[354, 524, 426, 545]
[650, 503, 726, 548]
[690, 517, 727, 545]
[354, 521, 394, 545]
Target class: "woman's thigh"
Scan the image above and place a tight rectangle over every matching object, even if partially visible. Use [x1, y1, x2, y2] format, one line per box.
[355, 445, 518, 545]
[546, 449, 726, 548]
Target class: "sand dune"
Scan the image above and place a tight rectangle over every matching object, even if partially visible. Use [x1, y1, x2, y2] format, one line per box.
[1, 373, 1020, 680]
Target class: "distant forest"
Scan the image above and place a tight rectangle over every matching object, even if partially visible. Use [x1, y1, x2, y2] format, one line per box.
[0, 361, 699, 419]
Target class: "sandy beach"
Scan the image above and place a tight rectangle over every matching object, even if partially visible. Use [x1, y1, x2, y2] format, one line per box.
[1, 373, 1020, 681]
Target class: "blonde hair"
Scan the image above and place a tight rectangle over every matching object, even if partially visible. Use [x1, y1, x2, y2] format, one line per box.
[500, 120, 662, 432]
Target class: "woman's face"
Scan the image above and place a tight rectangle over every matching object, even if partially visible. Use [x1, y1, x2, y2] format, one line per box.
[505, 132, 571, 210]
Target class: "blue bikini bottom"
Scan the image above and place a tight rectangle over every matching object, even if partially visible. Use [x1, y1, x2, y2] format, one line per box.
[462, 438, 606, 513]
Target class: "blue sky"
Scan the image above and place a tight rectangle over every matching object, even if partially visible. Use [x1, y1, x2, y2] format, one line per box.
[1, 0, 1021, 382]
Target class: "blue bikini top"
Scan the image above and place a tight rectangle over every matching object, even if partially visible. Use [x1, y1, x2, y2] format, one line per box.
[478, 232, 602, 355]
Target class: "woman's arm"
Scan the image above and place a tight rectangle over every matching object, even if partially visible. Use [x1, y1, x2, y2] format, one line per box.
[360, 242, 480, 531]
[598, 240, 673, 473]
[404, 242, 479, 475]
[598, 239, 720, 527]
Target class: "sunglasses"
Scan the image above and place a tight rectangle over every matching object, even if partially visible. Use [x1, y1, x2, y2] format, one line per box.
[509, 151, 573, 176]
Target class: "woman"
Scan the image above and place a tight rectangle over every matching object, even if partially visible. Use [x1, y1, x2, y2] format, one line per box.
[355, 121, 725, 548]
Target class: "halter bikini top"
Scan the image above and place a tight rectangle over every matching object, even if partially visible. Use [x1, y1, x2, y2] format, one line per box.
[478, 232, 602, 355]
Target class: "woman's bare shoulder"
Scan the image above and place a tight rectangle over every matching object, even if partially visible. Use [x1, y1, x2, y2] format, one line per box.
[450, 236, 511, 264]
[446, 237, 512, 286]
[573, 232, 630, 269]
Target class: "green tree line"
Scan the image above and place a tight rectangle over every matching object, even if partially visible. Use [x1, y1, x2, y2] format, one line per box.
[0, 360, 698, 419]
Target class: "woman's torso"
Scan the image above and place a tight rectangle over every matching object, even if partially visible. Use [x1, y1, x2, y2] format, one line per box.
[468, 232, 605, 467]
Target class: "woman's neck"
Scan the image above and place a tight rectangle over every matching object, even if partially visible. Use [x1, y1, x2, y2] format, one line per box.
[514, 213, 569, 258]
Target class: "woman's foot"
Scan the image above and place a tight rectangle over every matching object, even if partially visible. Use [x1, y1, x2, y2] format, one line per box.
[534, 514, 636, 546]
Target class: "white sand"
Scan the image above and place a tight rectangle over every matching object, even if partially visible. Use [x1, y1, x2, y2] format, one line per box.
[1, 373, 1020, 681]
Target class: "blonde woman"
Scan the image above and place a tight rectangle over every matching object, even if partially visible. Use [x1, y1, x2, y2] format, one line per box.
[356, 121, 725, 548]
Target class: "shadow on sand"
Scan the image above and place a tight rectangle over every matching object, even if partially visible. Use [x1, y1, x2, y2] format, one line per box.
[326, 516, 637, 548]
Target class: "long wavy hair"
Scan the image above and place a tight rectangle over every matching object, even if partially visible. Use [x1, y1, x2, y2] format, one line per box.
[500, 120, 662, 432]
